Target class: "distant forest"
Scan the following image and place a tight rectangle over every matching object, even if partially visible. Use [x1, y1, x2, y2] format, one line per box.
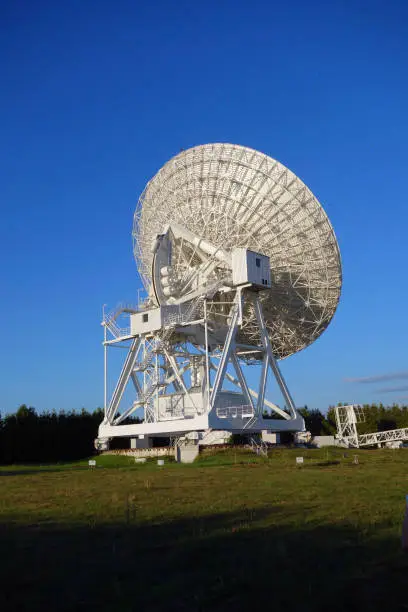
[0, 406, 104, 464]
[299, 404, 408, 437]
[1, 403, 408, 463]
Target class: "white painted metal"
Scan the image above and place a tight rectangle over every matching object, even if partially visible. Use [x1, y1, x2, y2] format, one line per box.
[248, 435, 269, 457]
[359, 429, 408, 447]
[134, 143, 342, 359]
[334, 404, 365, 448]
[97, 143, 343, 447]
[334, 404, 408, 448]
[231, 249, 271, 288]
[103, 304, 107, 411]
[199, 430, 231, 445]
[98, 288, 305, 444]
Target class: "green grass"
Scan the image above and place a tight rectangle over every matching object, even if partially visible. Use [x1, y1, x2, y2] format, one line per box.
[1, 447, 408, 611]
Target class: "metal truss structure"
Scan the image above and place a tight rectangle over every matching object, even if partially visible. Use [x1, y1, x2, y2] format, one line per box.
[98, 289, 305, 445]
[334, 404, 408, 448]
[97, 143, 343, 447]
[334, 404, 366, 448]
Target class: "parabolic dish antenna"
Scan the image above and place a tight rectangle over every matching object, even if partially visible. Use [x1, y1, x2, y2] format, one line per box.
[133, 143, 341, 359]
[97, 143, 342, 448]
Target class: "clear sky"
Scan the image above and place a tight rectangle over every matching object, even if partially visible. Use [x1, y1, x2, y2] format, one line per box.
[1, 0, 407, 414]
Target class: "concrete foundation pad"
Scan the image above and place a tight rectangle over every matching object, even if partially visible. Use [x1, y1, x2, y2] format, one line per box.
[176, 445, 199, 463]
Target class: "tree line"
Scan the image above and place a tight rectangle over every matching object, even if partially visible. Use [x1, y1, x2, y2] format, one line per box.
[0, 405, 146, 464]
[1, 402, 408, 463]
[300, 403, 408, 437]
[0, 405, 104, 464]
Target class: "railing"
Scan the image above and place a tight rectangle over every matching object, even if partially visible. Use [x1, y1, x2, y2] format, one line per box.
[162, 295, 205, 328]
[135, 340, 160, 372]
[158, 401, 198, 421]
[103, 293, 206, 340]
[137, 297, 150, 311]
[216, 405, 254, 419]
[140, 372, 167, 403]
[103, 302, 137, 339]
[105, 320, 131, 338]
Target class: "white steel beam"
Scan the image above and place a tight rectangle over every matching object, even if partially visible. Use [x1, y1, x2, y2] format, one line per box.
[106, 338, 141, 422]
[254, 298, 298, 418]
[163, 348, 199, 413]
[256, 354, 269, 416]
[230, 353, 255, 414]
[208, 358, 289, 419]
[209, 300, 240, 408]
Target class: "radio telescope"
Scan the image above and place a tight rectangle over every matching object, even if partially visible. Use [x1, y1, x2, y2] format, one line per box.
[97, 144, 341, 448]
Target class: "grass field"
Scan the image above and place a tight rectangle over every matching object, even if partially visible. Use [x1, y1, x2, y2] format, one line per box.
[1, 447, 408, 611]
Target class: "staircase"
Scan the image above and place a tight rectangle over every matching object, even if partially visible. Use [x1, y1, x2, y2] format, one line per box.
[135, 342, 159, 372]
[243, 414, 258, 429]
[141, 372, 167, 403]
[103, 303, 137, 338]
[183, 294, 206, 323]
[107, 294, 211, 423]
[135, 296, 207, 410]
[104, 316, 126, 338]
[248, 435, 268, 457]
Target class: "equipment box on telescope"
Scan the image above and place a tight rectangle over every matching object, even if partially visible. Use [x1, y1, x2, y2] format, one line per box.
[130, 304, 192, 336]
[231, 248, 271, 289]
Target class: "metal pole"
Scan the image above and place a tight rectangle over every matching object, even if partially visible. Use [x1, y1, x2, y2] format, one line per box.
[204, 299, 210, 412]
[104, 330, 107, 413]
[103, 304, 107, 414]
[155, 342, 159, 421]
[143, 338, 147, 421]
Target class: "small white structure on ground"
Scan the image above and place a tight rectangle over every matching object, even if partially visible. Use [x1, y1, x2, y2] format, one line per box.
[334, 404, 408, 448]
[262, 431, 281, 444]
[311, 435, 336, 448]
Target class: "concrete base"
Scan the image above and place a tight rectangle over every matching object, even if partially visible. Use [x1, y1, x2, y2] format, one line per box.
[102, 447, 172, 458]
[311, 435, 336, 448]
[262, 431, 280, 444]
[175, 445, 199, 463]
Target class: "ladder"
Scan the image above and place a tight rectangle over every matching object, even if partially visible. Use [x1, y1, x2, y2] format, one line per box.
[248, 435, 268, 457]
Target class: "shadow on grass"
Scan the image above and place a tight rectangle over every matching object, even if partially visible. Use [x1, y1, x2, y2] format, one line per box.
[0, 508, 407, 611]
[0, 468, 70, 476]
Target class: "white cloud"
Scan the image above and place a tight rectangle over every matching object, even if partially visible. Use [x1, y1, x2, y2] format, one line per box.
[345, 371, 408, 384]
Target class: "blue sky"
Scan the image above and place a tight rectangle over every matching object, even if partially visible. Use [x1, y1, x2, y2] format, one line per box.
[1, 0, 407, 414]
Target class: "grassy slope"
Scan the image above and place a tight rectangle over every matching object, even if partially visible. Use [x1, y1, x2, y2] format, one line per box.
[1, 448, 408, 611]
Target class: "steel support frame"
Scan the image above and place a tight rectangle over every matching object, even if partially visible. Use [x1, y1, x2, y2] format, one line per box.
[103, 334, 205, 427]
[253, 298, 298, 419]
[100, 290, 304, 441]
[334, 404, 408, 448]
[208, 291, 300, 423]
[334, 405, 361, 448]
